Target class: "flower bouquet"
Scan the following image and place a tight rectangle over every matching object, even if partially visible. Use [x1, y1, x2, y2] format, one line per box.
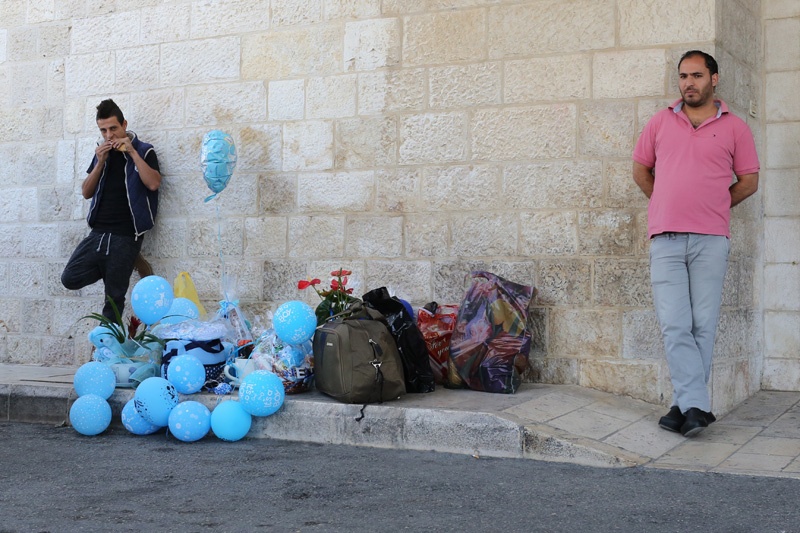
[298, 269, 359, 326]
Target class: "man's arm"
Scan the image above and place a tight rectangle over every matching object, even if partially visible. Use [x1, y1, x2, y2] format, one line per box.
[81, 142, 113, 199]
[730, 172, 758, 207]
[113, 137, 162, 191]
[632, 161, 655, 199]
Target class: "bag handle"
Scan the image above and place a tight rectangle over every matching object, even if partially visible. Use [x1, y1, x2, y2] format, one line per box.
[355, 337, 386, 422]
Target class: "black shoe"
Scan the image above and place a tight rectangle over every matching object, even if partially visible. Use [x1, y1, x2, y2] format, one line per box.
[658, 406, 685, 433]
[680, 408, 716, 437]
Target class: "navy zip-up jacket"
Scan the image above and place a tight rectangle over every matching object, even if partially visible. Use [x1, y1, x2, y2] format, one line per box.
[86, 131, 159, 239]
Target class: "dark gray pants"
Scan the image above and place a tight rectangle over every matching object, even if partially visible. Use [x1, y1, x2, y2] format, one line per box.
[61, 230, 143, 320]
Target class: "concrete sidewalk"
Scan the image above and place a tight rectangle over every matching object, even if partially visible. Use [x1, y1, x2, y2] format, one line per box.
[3, 363, 800, 479]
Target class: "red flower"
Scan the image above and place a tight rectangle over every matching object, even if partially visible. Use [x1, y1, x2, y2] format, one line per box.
[330, 279, 340, 290]
[297, 278, 321, 290]
[331, 269, 352, 277]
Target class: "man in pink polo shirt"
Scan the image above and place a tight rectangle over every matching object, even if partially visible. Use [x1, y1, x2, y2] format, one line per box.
[632, 50, 759, 437]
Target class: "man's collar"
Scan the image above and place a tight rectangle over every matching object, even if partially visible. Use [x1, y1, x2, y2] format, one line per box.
[670, 98, 726, 118]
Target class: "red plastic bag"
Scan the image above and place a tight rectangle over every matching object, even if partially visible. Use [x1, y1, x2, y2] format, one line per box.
[416, 303, 459, 384]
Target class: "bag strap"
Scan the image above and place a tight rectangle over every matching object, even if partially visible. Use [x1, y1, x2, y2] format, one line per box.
[355, 338, 386, 422]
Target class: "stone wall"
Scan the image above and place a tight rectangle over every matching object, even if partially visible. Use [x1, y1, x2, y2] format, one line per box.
[0, 0, 781, 413]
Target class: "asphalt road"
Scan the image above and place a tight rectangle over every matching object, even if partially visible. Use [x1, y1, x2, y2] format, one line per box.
[1, 421, 798, 532]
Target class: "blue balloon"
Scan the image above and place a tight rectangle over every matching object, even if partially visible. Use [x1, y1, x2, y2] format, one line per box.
[238, 370, 285, 417]
[211, 400, 252, 442]
[69, 394, 112, 436]
[273, 301, 317, 345]
[133, 377, 179, 427]
[166, 354, 206, 394]
[397, 298, 414, 318]
[168, 401, 211, 442]
[278, 344, 305, 368]
[121, 399, 160, 436]
[160, 297, 200, 325]
[201, 130, 237, 202]
[131, 275, 174, 325]
[73, 361, 116, 399]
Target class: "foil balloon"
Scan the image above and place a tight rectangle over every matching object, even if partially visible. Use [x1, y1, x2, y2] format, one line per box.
[201, 130, 237, 202]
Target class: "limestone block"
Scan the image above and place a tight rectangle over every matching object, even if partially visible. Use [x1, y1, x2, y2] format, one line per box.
[549, 309, 621, 358]
[622, 310, 665, 361]
[8, 262, 46, 298]
[580, 360, 660, 404]
[335, 116, 396, 169]
[128, 89, 184, 129]
[765, 218, 800, 263]
[191, 0, 270, 38]
[307, 75, 357, 119]
[504, 55, 590, 104]
[236, 124, 282, 172]
[216, 260, 264, 302]
[721, 259, 741, 308]
[605, 159, 647, 209]
[580, 101, 635, 157]
[283, 121, 333, 171]
[764, 169, 800, 217]
[472, 105, 576, 161]
[47, 59, 65, 106]
[71, 11, 140, 54]
[403, 9, 485, 66]
[39, 23, 71, 58]
[19, 300, 54, 334]
[161, 38, 240, 86]
[38, 187, 73, 222]
[45, 261, 72, 298]
[450, 212, 517, 257]
[56, 140, 76, 184]
[634, 211, 650, 256]
[58, 222, 89, 257]
[520, 212, 578, 257]
[593, 50, 665, 99]
[765, 0, 800, 18]
[65, 52, 114, 96]
[404, 215, 449, 258]
[55, 0, 87, 19]
[527, 307, 547, 358]
[432, 260, 537, 304]
[115, 46, 161, 92]
[4, 335, 40, 365]
[766, 72, 800, 122]
[375, 168, 422, 212]
[365, 260, 432, 303]
[577, 210, 635, 256]
[298, 171, 374, 211]
[41, 336, 79, 366]
[325, 0, 381, 20]
[27, 2, 54, 23]
[593, 259, 651, 307]
[714, 309, 752, 361]
[0, 299, 21, 332]
[186, 82, 266, 126]
[636, 98, 673, 135]
[525, 358, 579, 385]
[258, 173, 297, 214]
[160, 129, 204, 175]
[268, 79, 304, 121]
[765, 311, 800, 359]
[9, 63, 46, 107]
[242, 27, 340, 79]
[618, 0, 713, 46]
[399, 112, 467, 165]
[421, 165, 502, 211]
[0, 30, 6, 63]
[7, 27, 37, 62]
[187, 218, 243, 258]
[765, 19, 800, 71]
[711, 360, 752, 414]
[535, 258, 591, 306]
[488, 1, 614, 58]
[358, 69, 426, 114]
[717, 0, 761, 69]
[148, 218, 186, 259]
[429, 62, 501, 109]
[0, 189, 37, 223]
[140, 4, 191, 44]
[346, 216, 403, 258]
[761, 359, 800, 392]
[0, 231, 22, 258]
[344, 18, 401, 72]
[503, 160, 603, 209]
[0, 2, 24, 26]
[287, 216, 345, 258]
[761, 122, 800, 168]
[244, 217, 288, 258]
[0, 142, 57, 186]
[272, 0, 322, 26]
[764, 264, 800, 311]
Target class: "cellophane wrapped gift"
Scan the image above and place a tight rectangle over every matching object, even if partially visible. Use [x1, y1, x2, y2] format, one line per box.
[447, 271, 535, 394]
[251, 329, 314, 394]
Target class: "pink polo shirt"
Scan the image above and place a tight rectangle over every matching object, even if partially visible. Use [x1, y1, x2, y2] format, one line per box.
[633, 99, 760, 238]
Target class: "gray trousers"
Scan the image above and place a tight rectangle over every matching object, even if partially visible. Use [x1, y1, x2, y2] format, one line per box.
[650, 233, 729, 413]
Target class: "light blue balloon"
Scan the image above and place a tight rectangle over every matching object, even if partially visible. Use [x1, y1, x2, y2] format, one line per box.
[121, 399, 161, 436]
[131, 275, 174, 325]
[168, 401, 211, 442]
[133, 377, 179, 427]
[160, 297, 200, 325]
[201, 130, 237, 202]
[73, 361, 116, 399]
[278, 344, 305, 368]
[211, 400, 252, 442]
[70, 394, 112, 436]
[273, 301, 317, 345]
[238, 370, 285, 417]
[166, 354, 206, 394]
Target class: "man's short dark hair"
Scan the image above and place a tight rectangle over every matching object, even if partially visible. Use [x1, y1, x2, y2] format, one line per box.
[678, 50, 719, 76]
[96, 99, 125, 124]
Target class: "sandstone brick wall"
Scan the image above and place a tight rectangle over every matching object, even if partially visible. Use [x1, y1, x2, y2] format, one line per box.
[0, 0, 786, 413]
